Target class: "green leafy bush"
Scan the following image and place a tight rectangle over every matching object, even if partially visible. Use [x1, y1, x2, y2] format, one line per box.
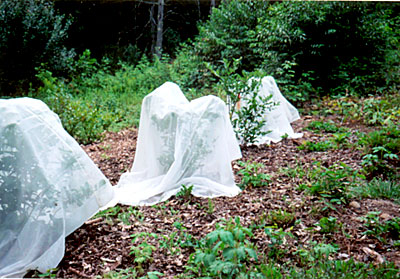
[188, 1, 400, 102]
[34, 69, 117, 144]
[194, 0, 270, 73]
[0, 0, 75, 95]
[208, 58, 275, 145]
[33, 52, 180, 143]
[253, 2, 400, 96]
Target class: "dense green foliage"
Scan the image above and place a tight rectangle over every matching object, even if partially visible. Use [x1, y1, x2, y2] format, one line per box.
[187, 1, 400, 102]
[0, 0, 75, 95]
[2, 0, 399, 145]
[33, 53, 179, 143]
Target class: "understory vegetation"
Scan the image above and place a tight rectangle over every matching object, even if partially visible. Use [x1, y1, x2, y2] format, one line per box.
[2, 0, 399, 144]
[2, 0, 400, 278]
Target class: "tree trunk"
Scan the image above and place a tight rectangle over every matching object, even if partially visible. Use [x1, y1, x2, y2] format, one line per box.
[210, 0, 215, 15]
[196, 0, 201, 19]
[155, 0, 164, 58]
[150, 4, 156, 55]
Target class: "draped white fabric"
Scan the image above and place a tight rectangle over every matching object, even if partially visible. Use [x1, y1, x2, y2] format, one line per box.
[239, 76, 303, 144]
[116, 82, 242, 206]
[0, 77, 301, 277]
[0, 98, 115, 278]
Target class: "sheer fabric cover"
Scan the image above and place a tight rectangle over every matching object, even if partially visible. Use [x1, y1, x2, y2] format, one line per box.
[240, 76, 303, 144]
[0, 98, 115, 278]
[116, 82, 242, 206]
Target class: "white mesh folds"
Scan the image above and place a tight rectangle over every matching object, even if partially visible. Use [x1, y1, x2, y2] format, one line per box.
[0, 98, 115, 278]
[116, 82, 242, 206]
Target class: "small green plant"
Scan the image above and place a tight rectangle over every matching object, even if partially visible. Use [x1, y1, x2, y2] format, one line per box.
[264, 227, 294, 259]
[207, 198, 215, 215]
[359, 125, 400, 179]
[362, 146, 399, 179]
[102, 268, 163, 279]
[331, 132, 352, 147]
[37, 268, 58, 278]
[280, 163, 309, 180]
[186, 217, 266, 278]
[159, 222, 198, 256]
[176, 184, 194, 200]
[294, 241, 340, 269]
[360, 212, 400, 244]
[117, 207, 144, 225]
[307, 162, 360, 205]
[298, 140, 336, 152]
[267, 209, 295, 229]
[305, 120, 347, 133]
[94, 206, 121, 224]
[361, 96, 400, 126]
[130, 232, 159, 275]
[238, 160, 270, 190]
[316, 216, 341, 234]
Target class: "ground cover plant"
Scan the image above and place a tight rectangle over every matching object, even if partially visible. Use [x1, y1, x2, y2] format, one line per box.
[27, 93, 400, 278]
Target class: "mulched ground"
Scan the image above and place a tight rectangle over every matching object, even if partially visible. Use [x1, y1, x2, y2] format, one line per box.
[33, 112, 400, 278]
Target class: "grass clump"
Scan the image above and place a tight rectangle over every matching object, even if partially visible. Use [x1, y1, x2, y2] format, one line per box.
[352, 179, 400, 204]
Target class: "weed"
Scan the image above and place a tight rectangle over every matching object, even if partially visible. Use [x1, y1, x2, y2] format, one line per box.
[207, 198, 215, 215]
[94, 206, 121, 224]
[298, 140, 336, 152]
[351, 178, 400, 204]
[238, 160, 270, 190]
[316, 216, 341, 234]
[331, 132, 352, 147]
[361, 146, 399, 179]
[307, 162, 360, 205]
[102, 268, 163, 279]
[186, 217, 265, 278]
[280, 163, 309, 180]
[267, 209, 296, 229]
[100, 153, 110, 160]
[358, 125, 400, 179]
[176, 184, 194, 200]
[360, 212, 400, 244]
[36, 268, 58, 278]
[130, 232, 158, 275]
[117, 207, 144, 225]
[305, 120, 347, 133]
[265, 227, 294, 259]
[159, 222, 198, 256]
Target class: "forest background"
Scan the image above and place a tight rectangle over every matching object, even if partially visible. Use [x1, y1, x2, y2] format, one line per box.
[2, 1, 400, 277]
[1, 0, 399, 144]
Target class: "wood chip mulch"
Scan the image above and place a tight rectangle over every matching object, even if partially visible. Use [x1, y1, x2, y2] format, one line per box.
[29, 113, 399, 278]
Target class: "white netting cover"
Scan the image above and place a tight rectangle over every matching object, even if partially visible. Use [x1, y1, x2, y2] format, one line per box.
[238, 76, 303, 145]
[116, 82, 242, 206]
[0, 98, 115, 278]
